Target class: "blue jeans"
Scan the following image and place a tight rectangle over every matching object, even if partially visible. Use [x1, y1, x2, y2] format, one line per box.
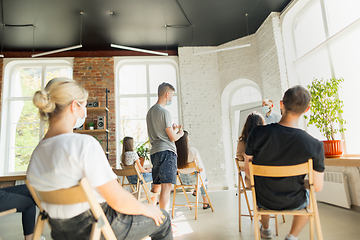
[178, 172, 207, 197]
[0, 184, 36, 236]
[257, 190, 310, 210]
[48, 202, 173, 240]
[127, 172, 153, 185]
[151, 151, 177, 184]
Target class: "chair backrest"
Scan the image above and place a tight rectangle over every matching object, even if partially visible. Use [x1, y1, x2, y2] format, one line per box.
[26, 178, 116, 240]
[235, 158, 245, 172]
[113, 166, 138, 177]
[178, 161, 199, 173]
[249, 159, 313, 186]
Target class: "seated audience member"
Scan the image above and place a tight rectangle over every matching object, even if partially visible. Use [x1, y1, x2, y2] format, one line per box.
[0, 185, 36, 240]
[175, 130, 211, 209]
[27, 77, 172, 240]
[121, 136, 157, 204]
[262, 99, 281, 124]
[121, 136, 153, 184]
[245, 85, 325, 240]
[236, 111, 265, 188]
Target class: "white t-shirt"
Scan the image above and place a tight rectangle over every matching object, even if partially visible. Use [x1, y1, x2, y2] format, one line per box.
[27, 133, 117, 219]
[124, 151, 139, 166]
[178, 147, 207, 181]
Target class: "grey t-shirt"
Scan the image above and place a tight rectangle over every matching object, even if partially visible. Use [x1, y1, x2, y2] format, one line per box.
[146, 104, 176, 155]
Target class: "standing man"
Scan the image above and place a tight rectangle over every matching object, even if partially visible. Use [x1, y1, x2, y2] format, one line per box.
[262, 99, 281, 124]
[245, 86, 325, 240]
[147, 82, 184, 211]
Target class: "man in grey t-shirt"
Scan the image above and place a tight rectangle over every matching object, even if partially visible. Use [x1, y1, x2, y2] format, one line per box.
[146, 82, 184, 211]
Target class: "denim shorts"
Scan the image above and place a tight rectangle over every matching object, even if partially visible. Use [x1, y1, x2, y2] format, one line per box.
[48, 202, 173, 240]
[257, 189, 310, 210]
[178, 172, 207, 197]
[151, 150, 177, 184]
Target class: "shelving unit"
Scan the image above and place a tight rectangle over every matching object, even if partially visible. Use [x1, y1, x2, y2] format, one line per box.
[74, 88, 110, 158]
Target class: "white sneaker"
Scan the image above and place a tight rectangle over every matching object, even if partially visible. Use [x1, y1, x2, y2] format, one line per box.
[260, 226, 272, 239]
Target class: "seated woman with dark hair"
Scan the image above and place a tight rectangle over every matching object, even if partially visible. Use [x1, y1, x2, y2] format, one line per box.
[236, 111, 265, 187]
[175, 130, 210, 209]
[0, 184, 36, 240]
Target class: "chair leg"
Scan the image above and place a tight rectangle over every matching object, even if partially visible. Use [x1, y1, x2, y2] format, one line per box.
[195, 184, 199, 220]
[309, 215, 314, 240]
[282, 214, 286, 223]
[172, 186, 177, 218]
[33, 215, 46, 240]
[253, 212, 261, 240]
[275, 215, 279, 236]
[312, 197, 323, 240]
[200, 176, 213, 212]
[181, 186, 192, 210]
[90, 222, 101, 240]
[238, 176, 241, 232]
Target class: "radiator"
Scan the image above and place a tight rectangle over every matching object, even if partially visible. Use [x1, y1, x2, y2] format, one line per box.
[316, 171, 351, 209]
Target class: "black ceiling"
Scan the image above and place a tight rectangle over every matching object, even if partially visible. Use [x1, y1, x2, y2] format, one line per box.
[0, 0, 291, 52]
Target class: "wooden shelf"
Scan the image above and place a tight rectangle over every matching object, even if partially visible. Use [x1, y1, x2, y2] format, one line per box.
[87, 107, 109, 113]
[325, 155, 360, 167]
[74, 129, 109, 134]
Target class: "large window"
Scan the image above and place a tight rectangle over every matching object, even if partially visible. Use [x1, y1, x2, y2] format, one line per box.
[0, 60, 72, 174]
[283, 0, 360, 154]
[116, 59, 180, 161]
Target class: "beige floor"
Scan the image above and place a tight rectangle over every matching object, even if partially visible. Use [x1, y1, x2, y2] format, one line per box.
[0, 189, 359, 240]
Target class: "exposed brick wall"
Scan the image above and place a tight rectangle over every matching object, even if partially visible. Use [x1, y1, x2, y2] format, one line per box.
[73, 57, 117, 167]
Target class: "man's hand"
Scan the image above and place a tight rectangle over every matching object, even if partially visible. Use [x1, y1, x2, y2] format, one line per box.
[172, 123, 178, 130]
[142, 204, 166, 226]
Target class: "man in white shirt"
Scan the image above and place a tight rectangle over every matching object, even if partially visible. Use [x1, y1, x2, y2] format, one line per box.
[262, 99, 281, 124]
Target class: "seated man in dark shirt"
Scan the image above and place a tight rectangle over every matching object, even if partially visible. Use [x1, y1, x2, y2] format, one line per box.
[244, 85, 325, 240]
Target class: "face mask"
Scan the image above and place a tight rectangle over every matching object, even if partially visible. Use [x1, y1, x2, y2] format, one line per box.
[262, 105, 270, 114]
[73, 102, 87, 129]
[166, 99, 172, 106]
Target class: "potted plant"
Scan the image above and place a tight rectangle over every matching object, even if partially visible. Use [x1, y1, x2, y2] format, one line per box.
[135, 140, 150, 167]
[88, 122, 95, 130]
[304, 77, 346, 157]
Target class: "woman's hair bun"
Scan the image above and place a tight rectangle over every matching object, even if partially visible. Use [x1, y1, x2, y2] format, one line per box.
[33, 90, 55, 113]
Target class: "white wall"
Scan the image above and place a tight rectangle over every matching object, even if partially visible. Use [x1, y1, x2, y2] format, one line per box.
[178, 13, 288, 190]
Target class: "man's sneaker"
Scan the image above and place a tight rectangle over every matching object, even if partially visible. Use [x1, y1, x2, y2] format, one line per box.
[260, 226, 272, 239]
[284, 237, 291, 240]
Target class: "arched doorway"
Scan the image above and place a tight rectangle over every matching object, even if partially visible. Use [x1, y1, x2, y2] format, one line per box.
[221, 79, 262, 188]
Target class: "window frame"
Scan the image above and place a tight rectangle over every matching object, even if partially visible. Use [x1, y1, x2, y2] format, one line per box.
[114, 57, 181, 168]
[0, 58, 73, 175]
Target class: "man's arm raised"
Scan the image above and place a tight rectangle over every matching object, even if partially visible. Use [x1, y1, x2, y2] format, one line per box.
[165, 125, 184, 142]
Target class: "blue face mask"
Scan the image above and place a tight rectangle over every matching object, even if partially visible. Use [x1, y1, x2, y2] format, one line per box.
[166, 99, 172, 106]
[262, 105, 270, 114]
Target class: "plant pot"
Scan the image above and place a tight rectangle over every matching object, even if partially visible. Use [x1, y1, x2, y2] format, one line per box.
[322, 140, 343, 157]
[89, 126, 94, 130]
[139, 157, 145, 167]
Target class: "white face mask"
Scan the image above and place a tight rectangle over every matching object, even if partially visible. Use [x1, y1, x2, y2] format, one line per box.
[166, 99, 172, 106]
[262, 105, 270, 114]
[73, 102, 87, 129]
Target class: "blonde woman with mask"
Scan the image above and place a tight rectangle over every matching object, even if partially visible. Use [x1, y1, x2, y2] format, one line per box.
[27, 78, 172, 240]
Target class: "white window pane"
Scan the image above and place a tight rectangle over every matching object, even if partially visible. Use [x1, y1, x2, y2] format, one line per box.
[149, 64, 177, 94]
[231, 86, 261, 106]
[150, 96, 178, 118]
[119, 119, 148, 143]
[119, 98, 148, 119]
[294, 1, 326, 57]
[45, 66, 72, 84]
[119, 65, 147, 94]
[325, 0, 360, 37]
[12, 67, 42, 97]
[296, 49, 332, 87]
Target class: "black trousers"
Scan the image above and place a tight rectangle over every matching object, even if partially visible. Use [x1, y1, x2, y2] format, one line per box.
[0, 184, 36, 235]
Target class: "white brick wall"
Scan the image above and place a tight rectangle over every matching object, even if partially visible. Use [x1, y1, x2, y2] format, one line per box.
[178, 13, 289, 190]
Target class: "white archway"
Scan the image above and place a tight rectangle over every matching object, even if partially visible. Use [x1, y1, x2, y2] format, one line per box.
[221, 79, 262, 188]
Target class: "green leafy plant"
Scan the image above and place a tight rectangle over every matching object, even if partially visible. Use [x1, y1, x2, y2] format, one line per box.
[135, 140, 150, 161]
[304, 77, 346, 140]
[93, 136, 103, 144]
[88, 122, 95, 128]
